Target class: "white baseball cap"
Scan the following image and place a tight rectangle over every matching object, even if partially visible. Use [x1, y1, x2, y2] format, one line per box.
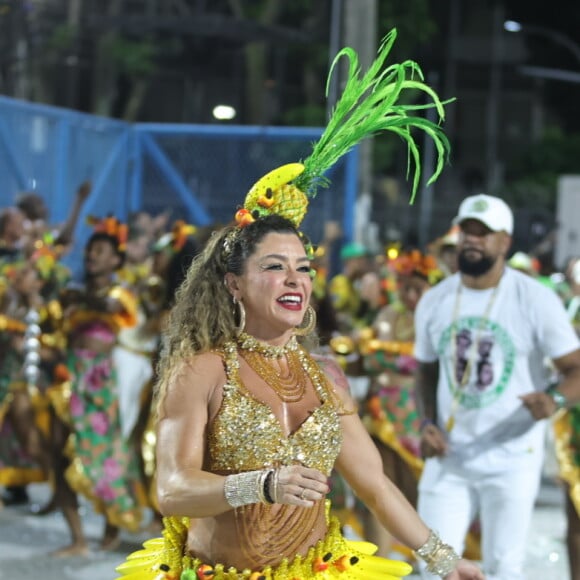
[453, 194, 513, 235]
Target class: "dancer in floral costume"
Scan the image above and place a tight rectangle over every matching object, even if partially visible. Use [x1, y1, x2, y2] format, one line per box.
[51, 217, 146, 556]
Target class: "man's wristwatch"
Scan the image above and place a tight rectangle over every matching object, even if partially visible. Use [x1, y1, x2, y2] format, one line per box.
[550, 390, 568, 410]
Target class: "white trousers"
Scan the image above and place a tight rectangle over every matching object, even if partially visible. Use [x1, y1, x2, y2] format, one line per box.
[113, 346, 153, 440]
[417, 457, 542, 580]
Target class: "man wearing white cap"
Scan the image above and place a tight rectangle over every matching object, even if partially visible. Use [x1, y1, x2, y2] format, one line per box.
[413, 193, 580, 579]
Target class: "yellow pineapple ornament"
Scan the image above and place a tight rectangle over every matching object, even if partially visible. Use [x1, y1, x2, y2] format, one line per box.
[235, 163, 308, 228]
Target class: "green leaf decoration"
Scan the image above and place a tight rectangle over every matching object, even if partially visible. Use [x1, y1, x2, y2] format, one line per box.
[294, 28, 453, 203]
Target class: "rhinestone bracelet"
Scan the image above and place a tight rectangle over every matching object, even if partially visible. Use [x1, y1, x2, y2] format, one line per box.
[224, 470, 266, 508]
[415, 529, 460, 577]
[224, 471, 262, 507]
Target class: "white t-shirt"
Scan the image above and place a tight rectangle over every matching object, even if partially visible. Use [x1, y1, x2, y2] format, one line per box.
[414, 267, 579, 473]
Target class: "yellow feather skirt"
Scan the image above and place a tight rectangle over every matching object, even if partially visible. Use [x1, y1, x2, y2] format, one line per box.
[116, 508, 412, 580]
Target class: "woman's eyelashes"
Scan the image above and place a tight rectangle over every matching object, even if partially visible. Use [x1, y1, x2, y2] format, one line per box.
[261, 263, 283, 271]
[260, 262, 311, 273]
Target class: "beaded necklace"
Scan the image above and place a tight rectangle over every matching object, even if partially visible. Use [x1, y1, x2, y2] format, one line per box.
[236, 332, 308, 403]
[236, 331, 299, 357]
[446, 279, 500, 432]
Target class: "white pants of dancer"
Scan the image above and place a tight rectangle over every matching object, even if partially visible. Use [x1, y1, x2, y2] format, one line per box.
[417, 457, 542, 580]
[113, 346, 153, 440]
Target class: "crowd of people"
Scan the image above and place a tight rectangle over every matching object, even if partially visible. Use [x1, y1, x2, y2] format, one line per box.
[1, 187, 579, 579]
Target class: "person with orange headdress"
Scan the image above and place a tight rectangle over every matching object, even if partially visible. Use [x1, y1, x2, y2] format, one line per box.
[115, 29, 484, 580]
[49, 215, 147, 556]
[357, 250, 442, 558]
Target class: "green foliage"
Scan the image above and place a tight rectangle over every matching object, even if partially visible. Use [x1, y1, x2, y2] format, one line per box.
[46, 24, 75, 52]
[105, 37, 157, 77]
[500, 127, 580, 211]
[378, 0, 437, 55]
[512, 127, 580, 176]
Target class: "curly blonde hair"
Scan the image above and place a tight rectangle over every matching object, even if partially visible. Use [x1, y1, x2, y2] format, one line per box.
[155, 215, 309, 417]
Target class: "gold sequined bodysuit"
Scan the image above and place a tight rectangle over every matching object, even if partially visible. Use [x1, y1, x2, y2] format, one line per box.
[190, 340, 343, 567]
[208, 341, 343, 475]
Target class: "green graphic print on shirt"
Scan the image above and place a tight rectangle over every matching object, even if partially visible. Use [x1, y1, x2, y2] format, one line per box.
[437, 316, 516, 409]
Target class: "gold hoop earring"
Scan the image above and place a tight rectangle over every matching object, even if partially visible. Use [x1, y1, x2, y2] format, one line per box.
[295, 305, 317, 336]
[233, 298, 246, 336]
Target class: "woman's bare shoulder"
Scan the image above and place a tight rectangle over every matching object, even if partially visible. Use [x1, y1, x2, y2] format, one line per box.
[167, 351, 227, 396]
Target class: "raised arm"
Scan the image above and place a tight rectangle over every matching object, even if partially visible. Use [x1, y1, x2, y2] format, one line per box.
[55, 180, 92, 246]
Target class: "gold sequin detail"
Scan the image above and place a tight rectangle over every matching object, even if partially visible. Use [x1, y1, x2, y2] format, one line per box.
[208, 341, 342, 476]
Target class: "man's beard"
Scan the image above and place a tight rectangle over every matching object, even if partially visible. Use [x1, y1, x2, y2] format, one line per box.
[457, 250, 496, 277]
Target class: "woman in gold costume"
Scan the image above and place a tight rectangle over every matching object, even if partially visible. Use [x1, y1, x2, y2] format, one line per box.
[117, 28, 484, 580]
[117, 212, 483, 580]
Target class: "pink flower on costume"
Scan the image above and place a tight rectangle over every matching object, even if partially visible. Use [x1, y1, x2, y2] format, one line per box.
[103, 457, 122, 480]
[86, 363, 111, 392]
[69, 393, 84, 417]
[90, 412, 110, 436]
[95, 479, 116, 502]
[396, 355, 418, 374]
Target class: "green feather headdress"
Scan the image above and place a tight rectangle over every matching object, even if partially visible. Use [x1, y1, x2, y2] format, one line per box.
[235, 28, 452, 230]
[296, 27, 451, 203]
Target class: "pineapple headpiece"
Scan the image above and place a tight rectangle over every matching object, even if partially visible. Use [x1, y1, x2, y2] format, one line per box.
[229, 28, 452, 240]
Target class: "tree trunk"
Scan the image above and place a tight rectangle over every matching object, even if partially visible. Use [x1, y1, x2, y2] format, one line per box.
[92, 0, 124, 116]
[122, 76, 150, 121]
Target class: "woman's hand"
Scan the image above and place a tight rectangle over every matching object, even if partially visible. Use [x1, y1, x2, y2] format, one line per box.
[444, 559, 485, 579]
[271, 465, 329, 506]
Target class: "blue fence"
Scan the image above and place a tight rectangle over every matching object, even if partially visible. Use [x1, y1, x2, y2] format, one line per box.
[0, 96, 358, 275]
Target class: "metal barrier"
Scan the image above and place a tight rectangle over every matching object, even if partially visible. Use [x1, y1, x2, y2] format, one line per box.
[0, 96, 358, 274]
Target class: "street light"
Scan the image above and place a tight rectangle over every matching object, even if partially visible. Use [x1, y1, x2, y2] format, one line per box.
[503, 20, 580, 66]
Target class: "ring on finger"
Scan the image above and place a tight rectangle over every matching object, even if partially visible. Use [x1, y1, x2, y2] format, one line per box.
[299, 488, 308, 500]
